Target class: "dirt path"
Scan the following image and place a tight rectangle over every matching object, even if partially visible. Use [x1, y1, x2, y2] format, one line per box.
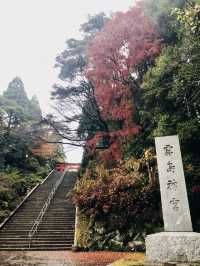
[0, 251, 133, 266]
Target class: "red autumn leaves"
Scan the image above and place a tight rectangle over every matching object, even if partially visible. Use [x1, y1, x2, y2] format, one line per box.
[85, 3, 161, 162]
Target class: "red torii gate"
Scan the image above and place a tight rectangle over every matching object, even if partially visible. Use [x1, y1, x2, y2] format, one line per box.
[55, 163, 80, 172]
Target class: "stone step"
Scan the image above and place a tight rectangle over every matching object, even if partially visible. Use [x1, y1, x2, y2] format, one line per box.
[0, 232, 74, 236]
[6, 221, 75, 224]
[0, 235, 74, 239]
[0, 238, 73, 243]
[12, 213, 74, 218]
[5, 221, 75, 225]
[1, 229, 74, 232]
[0, 232, 74, 237]
[0, 171, 76, 250]
[13, 212, 75, 216]
[0, 235, 74, 240]
[7, 222, 74, 225]
[1, 232, 74, 236]
[8, 218, 73, 222]
[37, 226, 75, 230]
[0, 243, 73, 248]
[0, 246, 72, 251]
[3, 227, 74, 231]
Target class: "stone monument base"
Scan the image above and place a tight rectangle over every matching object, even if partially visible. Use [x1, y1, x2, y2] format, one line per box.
[145, 232, 200, 264]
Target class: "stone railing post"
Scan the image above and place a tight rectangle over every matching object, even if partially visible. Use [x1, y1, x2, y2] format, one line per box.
[74, 206, 79, 247]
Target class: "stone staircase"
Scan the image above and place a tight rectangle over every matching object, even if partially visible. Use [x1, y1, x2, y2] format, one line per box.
[0, 170, 76, 250]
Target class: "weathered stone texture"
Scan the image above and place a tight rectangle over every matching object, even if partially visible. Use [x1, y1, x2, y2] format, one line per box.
[146, 232, 200, 263]
[155, 135, 192, 232]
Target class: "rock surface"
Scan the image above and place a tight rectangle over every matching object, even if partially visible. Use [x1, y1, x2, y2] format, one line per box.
[155, 136, 193, 232]
[146, 232, 200, 263]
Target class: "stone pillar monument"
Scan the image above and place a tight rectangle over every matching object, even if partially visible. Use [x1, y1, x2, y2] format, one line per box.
[145, 135, 200, 265]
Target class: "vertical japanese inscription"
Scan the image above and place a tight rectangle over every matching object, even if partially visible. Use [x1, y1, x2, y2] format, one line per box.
[155, 135, 192, 232]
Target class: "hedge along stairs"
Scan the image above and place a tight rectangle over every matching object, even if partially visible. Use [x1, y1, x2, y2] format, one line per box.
[0, 169, 77, 250]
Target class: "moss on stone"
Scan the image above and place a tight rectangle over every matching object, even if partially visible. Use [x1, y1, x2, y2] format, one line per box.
[75, 209, 90, 249]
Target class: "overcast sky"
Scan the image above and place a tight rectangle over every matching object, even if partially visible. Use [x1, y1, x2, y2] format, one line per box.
[0, 0, 134, 163]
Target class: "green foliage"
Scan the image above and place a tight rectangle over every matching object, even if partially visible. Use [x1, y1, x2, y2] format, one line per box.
[141, 3, 200, 158]
[70, 157, 161, 251]
[80, 13, 109, 36]
[55, 13, 109, 81]
[0, 170, 43, 223]
[0, 77, 58, 223]
[140, 3, 200, 230]
[2, 77, 42, 122]
[143, 0, 187, 44]
[0, 77, 49, 171]
[3, 78, 29, 111]
[173, 3, 200, 35]
[75, 188, 161, 251]
[29, 95, 42, 121]
[68, 2, 200, 252]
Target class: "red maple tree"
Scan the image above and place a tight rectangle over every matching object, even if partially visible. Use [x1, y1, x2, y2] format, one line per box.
[86, 2, 161, 162]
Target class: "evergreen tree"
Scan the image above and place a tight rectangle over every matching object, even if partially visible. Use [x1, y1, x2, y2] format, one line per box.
[144, 0, 187, 44]
[0, 78, 44, 170]
[3, 77, 29, 112]
[29, 95, 42, 121]
[141, 3, 200, 158]
[50, 13, 110, 147]
[138, 3, 200, 229]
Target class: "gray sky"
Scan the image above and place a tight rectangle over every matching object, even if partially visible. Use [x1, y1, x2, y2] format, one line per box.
[0, 0, 134, 162]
